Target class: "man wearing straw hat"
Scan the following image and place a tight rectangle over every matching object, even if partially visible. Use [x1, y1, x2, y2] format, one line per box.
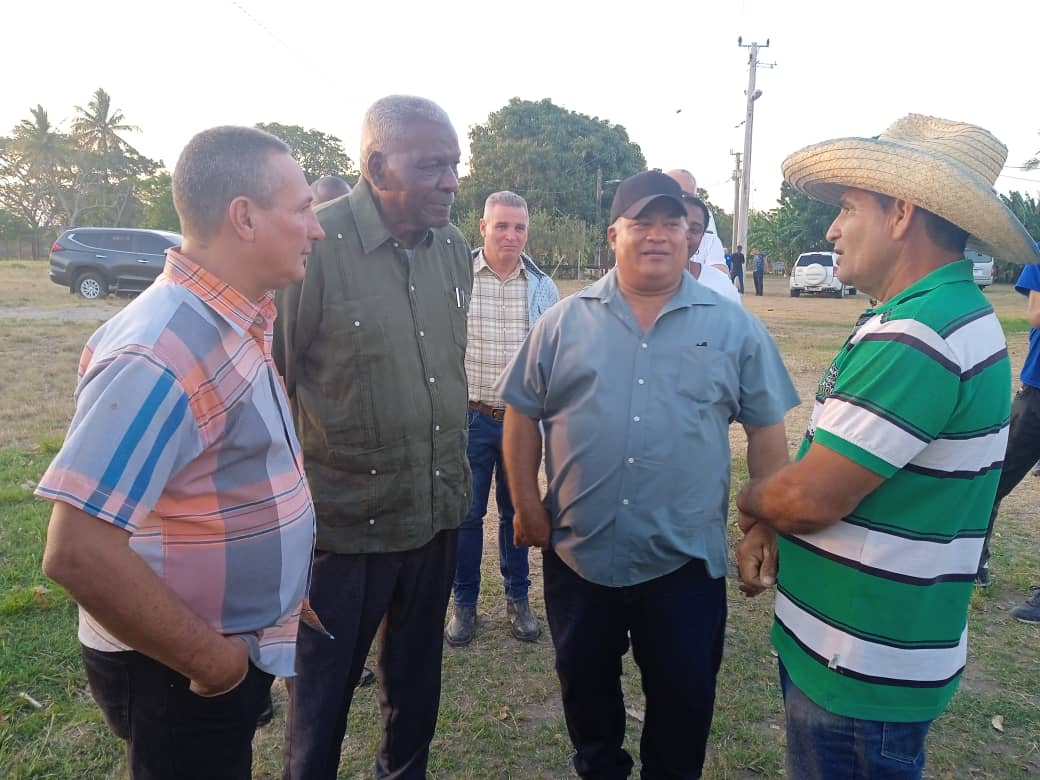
[735, 114, 1040, 778]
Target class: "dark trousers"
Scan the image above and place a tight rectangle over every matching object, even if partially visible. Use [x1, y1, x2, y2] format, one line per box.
[454, 407, 530, 607]
[81, 645, 273, 780]
[283, 529, 458, 780]
[543, 549, 727, 779]
[753, 268, 765, 296]
[730, 268, 745, 294]
[980, 384, 1040, 571]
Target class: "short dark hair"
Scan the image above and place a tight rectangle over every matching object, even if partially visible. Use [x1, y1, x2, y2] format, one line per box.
[872, 193, 969, 254]
[173, 126, 290, 240]
[683, 194, 710, 228]
[311, 175, 351, 204]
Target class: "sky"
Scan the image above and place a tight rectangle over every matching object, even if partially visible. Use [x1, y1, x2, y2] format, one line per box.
[4, 0, 1040, 213]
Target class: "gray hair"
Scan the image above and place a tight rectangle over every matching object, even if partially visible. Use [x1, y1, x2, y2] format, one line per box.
[483, 191, 529, 220]
[359, 95, 453, 181]
[311, 175, 351, 204]
[173, 126, 290, 240]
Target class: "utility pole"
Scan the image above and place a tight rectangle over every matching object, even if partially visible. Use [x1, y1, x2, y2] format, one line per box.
[736, 37, 775, 254]
[730, 150, 742, 252]
[594, 166, 603, 270]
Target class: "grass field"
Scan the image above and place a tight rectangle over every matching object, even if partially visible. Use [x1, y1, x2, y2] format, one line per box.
[1, 260, 1038, 778]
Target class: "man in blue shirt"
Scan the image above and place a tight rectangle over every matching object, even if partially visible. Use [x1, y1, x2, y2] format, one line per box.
[978, 255, 1040, 614]
[497, 171, 799, 778]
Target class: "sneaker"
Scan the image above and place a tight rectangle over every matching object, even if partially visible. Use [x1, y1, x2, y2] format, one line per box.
[445, 604, 477, 646]
[506, 600, 541, 642]
[1011, 586, 1040, 624]
[975, 561, 992, 588]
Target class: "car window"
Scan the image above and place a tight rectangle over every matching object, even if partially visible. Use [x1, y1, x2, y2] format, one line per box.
[134, 233, 175, 255]
[796, 253, 834, 267]
[79, 232, 134, 252]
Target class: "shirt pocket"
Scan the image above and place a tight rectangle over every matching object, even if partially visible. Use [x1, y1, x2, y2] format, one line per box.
[318, 298, 391, 448]
[677, 345, 738, 410]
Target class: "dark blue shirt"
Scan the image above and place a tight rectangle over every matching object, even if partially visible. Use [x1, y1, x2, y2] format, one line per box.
[1015, 264, 1040, 388]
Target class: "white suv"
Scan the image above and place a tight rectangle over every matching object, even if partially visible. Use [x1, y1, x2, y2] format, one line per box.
[789, 251, 856, 297]
[965, 249, 994, 289]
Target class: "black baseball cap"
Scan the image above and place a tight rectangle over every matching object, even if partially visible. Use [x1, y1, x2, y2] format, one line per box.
[609, 171, 687, 223]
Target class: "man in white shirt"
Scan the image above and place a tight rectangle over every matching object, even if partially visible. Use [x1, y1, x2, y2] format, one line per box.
[667, 170, 741, 304]
[666, 169, 729, 274]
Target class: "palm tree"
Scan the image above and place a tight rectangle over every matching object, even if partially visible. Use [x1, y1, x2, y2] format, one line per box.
[71, 88, 140, 157]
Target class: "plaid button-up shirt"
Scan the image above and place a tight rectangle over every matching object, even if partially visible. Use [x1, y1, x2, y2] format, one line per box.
[36, 250, 315, 677]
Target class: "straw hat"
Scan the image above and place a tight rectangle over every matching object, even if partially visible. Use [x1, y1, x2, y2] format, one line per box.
[782, 114, 1040, 264]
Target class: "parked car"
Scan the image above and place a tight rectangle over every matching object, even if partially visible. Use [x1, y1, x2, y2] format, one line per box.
[49, 227, 182, 299]
[789, 251, 856, 297]
[965, 248, 994, 289]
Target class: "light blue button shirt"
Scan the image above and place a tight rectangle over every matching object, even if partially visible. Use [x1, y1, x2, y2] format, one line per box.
[496, 269, 799, 586]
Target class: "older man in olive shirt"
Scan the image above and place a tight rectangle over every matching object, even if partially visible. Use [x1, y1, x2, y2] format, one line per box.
[499, 172, 797, 779]
[274, 95, 472, 780]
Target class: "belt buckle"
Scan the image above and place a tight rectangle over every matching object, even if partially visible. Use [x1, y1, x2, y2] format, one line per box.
[492, 408, 505, 421]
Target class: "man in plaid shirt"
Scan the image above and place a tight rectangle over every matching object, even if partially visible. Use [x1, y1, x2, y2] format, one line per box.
[38, 126, 324, 779]
[445, 191, 560, 646]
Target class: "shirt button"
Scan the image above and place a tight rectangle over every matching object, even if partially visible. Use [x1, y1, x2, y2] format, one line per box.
[637, 378, 645, 385]
[253, 315, 264, 327]
[435, 469, 441, 476]
[633, 416, 640, 422]
[354, 320, 361, 327]
[622, 499, 630, 506]
[337, 233, 343, 239]
[394, 242, 400, 249]
[446, 238, 452, 244]
[419, 330, 425, 337]
[429, 377, 436, 383]
[410, 285, 415, 292]
[627, 457, 635, 464]
[641, 343, 648, 349]
[435, 425, 441, 431]
[369, 518, 375, 525]
[370, 469, 377, 475]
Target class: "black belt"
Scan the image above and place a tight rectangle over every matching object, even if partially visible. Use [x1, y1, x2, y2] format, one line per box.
[469, 401, 506, 421]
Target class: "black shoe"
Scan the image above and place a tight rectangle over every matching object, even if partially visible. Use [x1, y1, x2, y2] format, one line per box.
[507, 600, 541, 642]
[975, 561, 992, 588]
[256, 692, 274, 728]
[1012, 586, 1040, 624]
[356, 666, 375, 688]
[445, 605, 477, 646]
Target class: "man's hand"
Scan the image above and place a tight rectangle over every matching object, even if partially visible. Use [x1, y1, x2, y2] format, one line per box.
[736, 522, 777, 597]
[189, 635, 251, 697]
[514, 502, 552, 549]
[737, 508, 758, 533]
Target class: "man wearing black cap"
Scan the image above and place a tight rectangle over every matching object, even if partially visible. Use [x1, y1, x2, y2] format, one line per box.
[496, 171, 798, 778]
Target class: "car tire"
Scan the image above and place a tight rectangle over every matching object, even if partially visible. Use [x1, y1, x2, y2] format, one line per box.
[76, 271, 108, 300]
[847, 287, 857, 296]
[790, 289, 801, 297]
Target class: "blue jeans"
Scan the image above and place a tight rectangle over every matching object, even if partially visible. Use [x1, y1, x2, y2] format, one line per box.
[453, 406, 530, 608]
[780, 663, 932, 780]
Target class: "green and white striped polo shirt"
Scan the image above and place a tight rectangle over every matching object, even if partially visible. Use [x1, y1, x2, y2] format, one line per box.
[774, 259, 1011, 722]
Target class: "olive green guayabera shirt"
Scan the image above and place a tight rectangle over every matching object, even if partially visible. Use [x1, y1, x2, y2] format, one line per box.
[273, 178, 473, 554]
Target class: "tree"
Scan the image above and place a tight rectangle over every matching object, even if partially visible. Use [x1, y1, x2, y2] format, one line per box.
[0, 106, 65, 257]
[255, 123, 357, 183]
[69, 88, 156, 227]
[138, 171, 180, 232]
[747, 182, 840, 271]
[459, 98, 646, 229]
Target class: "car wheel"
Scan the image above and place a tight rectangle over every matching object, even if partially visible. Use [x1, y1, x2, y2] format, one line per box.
[846, 287, 857, 295]
[790, 289, 801, 297]
[76, 272, 108, 300]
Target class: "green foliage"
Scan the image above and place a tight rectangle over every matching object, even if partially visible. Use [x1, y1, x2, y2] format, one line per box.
[137, 171, 180, 232]
[525, 209, 592, 267]
[748, 181, 840, 272]
[458, 98, 646, 229]
[0, 208, 31, 239]
[255, 122, 358, 184]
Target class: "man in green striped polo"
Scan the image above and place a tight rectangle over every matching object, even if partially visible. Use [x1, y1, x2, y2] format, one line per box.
[733, 115, 1040, 779]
